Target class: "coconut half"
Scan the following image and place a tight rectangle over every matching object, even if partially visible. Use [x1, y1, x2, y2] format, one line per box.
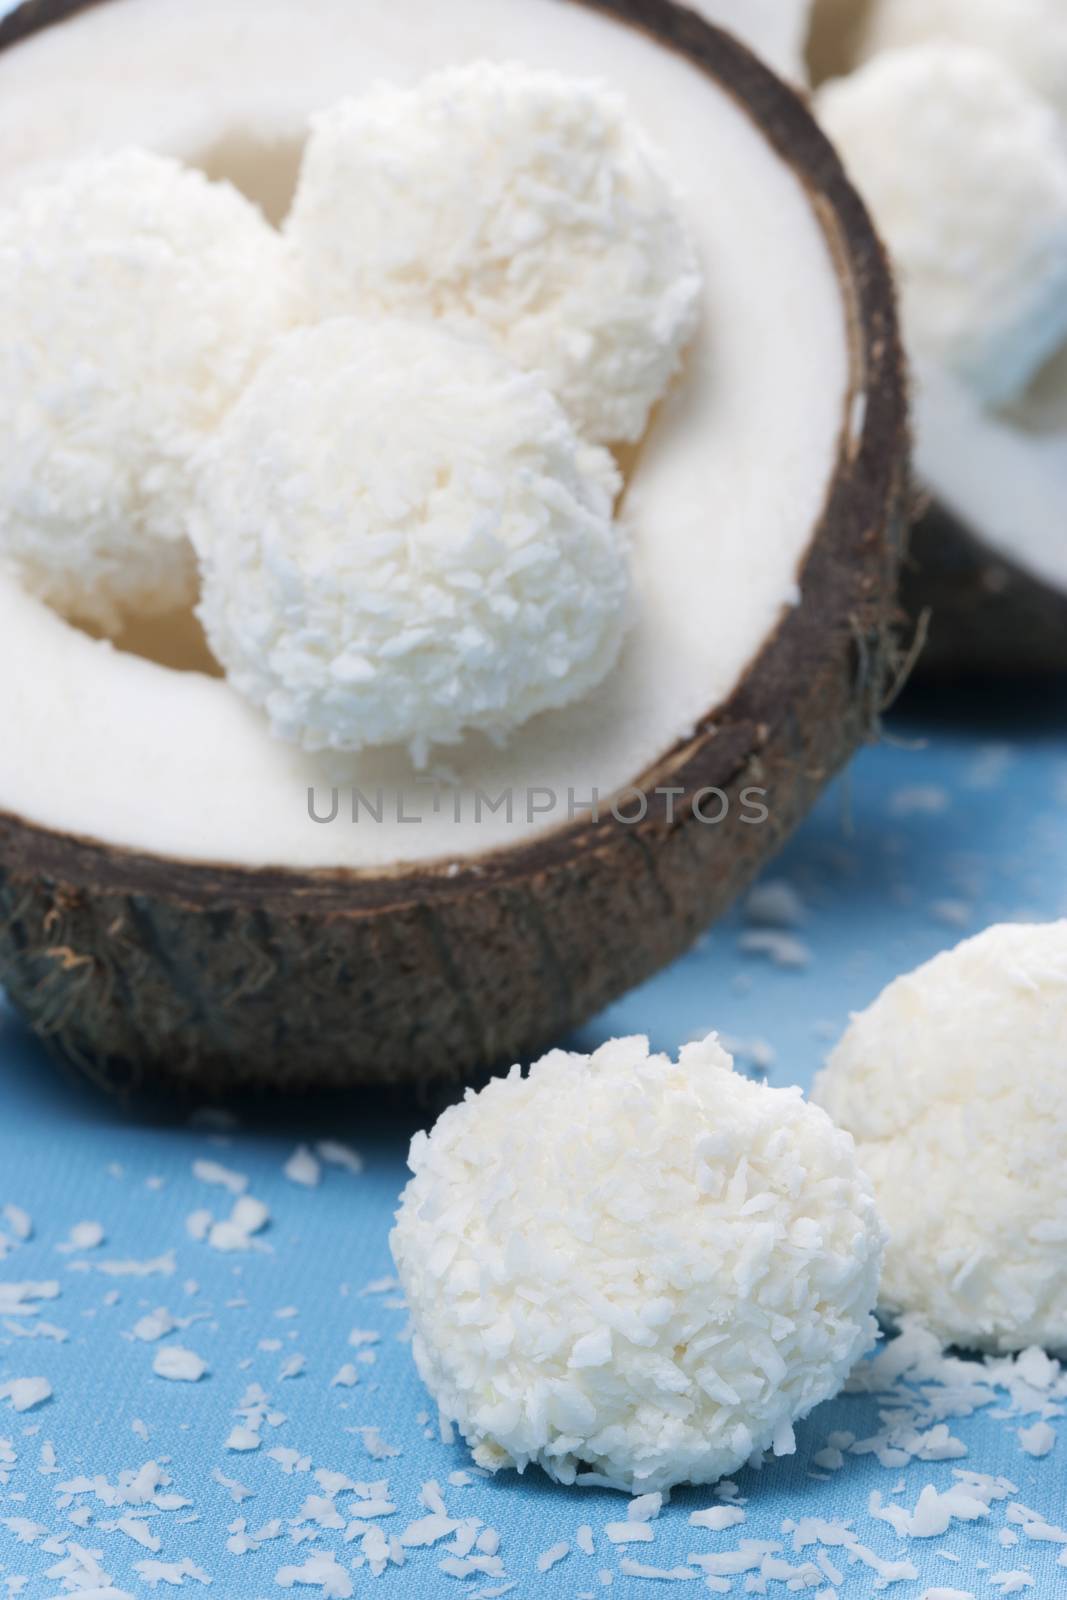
[0, 0, 907, 1092]
[809, 0, 1067, 675]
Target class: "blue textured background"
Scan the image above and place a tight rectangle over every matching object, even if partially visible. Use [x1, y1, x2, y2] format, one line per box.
[2, 683, 1066, 1598]
[0, 4, 1065, 1589]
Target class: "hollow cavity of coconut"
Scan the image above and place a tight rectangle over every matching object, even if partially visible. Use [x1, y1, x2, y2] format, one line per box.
[809, 0, 1067, 675]
[0, 0, 907, 1094]
[392, 1035, 886, 1493]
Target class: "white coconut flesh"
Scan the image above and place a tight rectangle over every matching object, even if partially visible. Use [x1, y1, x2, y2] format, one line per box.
[0, 0, 852, 872]
[915, 359, 1067, 597]
[808, 0, 1067, 599]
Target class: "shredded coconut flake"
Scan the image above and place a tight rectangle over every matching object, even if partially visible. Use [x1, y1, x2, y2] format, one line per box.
[151, 1346, 208, 1383]
[191, 1160, 247, 1196]
[55, 1221, 104, 1254]
[0, 1378, 51, 1413]
[285, 62, 700, 444]
[814, 922, 1067, 1351]
[391, 1033, 883, 1492]
[816, 47, 1067, 406]
[283, 1147, 322, 1189]
[193, 317, 628, 762]
[1017, 1422, 1056, 1457]
[0, 148, 300, 632]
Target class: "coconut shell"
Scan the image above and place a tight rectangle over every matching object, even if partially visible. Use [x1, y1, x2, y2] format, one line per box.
[900, 506, 1067, 678]
[0, 0, 910, 1095]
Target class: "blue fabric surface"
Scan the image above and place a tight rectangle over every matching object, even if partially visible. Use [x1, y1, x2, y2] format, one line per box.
[1, 691, 1066, 1598]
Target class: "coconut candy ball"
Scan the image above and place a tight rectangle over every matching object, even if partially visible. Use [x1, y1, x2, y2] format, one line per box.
[285, 62, 703, 445]
[816, 45, 1067, 408]
[192, 317, 628, 762]
[813, 921, 1067, 1354]
[0, 148, 303, 633]
[858, 0, 1067, 121]
[390, 1033, 885, 1494]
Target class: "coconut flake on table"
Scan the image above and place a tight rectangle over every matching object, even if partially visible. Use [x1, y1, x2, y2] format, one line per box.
[0, 1281, 60, 1317]
[283, 1146, 322, 1189]
[617, 1557, 699, 1581]
[276, 1552, 355, 1596]
[1007, 1504, 1067, 1543]
[839, 1317, 1067, 1481]
[737, 929, 813, 969]
[870, 1484, 990, 1538]
[2, 1205, 32, 1242]
[358, 1273, 396, 1299]
[211, 1467, 254, 1504]
[536, 1541, 570, 1573]
[743, 879, 807, 929]
[266, 1446, 310, 1474]
[391, 1032, 884, 1493]
[191, 1159, 247, 1196]
[208, 1195, 270, 1252]
[690, 1505, 746, 1531]
[82, 1250, 176, 1278]
[135, 1555, 212, 1588]
[128, 1308, 181, 1343]
[1018, 1422, 1056, 1458]
[55, 1221, 105, 1254]
[193, 317, 629, 764]
[355, 1426, 401, 1461]
[223, 1424, 262, 1454]
[292, 1492, 346, 1531]
[0, 1516, 47, 1544]
[44, 1548, 118, 1592]
[101, 1516, 163, 1552]
[185, 1210, 212, 1243]
[315, 1142, 363, 1176]
[0, 1378, 51, 1413]
[152, 1346, 208, 1382]
[399, 1513, 457, 1549]
[604, 1522, 654, 1545]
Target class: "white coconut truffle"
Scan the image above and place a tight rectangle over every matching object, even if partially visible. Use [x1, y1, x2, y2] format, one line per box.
[285, 62, 703, 445]
[0, 148, 302, 634]
[390, 1033, 885, 1493]
[813, 921, 1067, 1354]
[859, 0, 1067, 120]
[193, 317, 628, 760]
[817, 46, 1067, 407]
